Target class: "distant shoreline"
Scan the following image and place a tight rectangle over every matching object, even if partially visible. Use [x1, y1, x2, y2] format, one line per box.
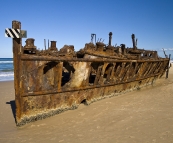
[0, 80, 14, 83]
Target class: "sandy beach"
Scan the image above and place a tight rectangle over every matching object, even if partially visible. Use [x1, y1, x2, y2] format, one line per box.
[0, 67, 173, 143]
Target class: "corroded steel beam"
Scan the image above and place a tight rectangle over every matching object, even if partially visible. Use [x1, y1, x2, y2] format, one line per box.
[12, 21, 23, 123]
[22, 73, 161, 97]
[21, 55, 169, 62]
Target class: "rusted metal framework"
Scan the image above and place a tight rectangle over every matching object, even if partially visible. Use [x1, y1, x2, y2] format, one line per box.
[11, 21, 170, 126]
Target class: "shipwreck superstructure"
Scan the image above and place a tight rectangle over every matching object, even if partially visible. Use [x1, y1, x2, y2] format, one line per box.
[9, 21, 170, 126]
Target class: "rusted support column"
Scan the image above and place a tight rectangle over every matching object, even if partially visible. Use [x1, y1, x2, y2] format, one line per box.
[120, 63, 130, 81]
[123, 62, 132, 81]
[143, 62, 152, 76]
[129, 62, 135, 79]
[106, 66, 113, 83]
[85, 63, 92, 86]
[143, 63, 152, 77]
[135, 63, 143, 78]
[110, 63, 116, 83]
[141, 62, 149, 76]
[153, 62, 160, 74]
[132, 63, 139, 78]
[134, 62, 147, 80]
[147, 62, 158, 75]
[117, 62, 126, 82]
[54, 62, 63, 91]
[114, 64, 121, 82]
[94, 65, 102, 85]
[153, 62, 162, 74]
[12, 20, 22, 123]
[143, 62, 153, 77]
[98, 63, 109, 85]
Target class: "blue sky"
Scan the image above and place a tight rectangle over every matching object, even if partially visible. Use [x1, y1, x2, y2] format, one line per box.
[1, 0, 173, 58]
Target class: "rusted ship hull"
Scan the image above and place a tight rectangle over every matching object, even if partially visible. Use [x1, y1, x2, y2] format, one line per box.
[9, 21, 170, 126]
[15, 56, 169, 126]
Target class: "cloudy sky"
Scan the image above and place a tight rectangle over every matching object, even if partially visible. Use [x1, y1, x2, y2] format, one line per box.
[0, 0, 173, 58]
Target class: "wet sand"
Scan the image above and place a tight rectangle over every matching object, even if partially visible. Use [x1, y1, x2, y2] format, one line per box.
[0, 68, 173, 143]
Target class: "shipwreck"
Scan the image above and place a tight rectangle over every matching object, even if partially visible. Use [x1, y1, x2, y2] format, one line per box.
[9, 21, 170, 126]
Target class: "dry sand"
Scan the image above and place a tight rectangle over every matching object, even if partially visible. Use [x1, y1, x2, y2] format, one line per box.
[0, 68, 173, 143]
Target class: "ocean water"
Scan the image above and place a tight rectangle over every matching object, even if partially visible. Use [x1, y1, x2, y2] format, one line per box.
[0, 58, 14, 81]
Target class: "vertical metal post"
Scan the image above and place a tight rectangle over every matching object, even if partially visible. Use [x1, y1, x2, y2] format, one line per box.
[12, 20, 22, 122]
[132, 34, 136, 50]
[166, 54, 171, 78]
[91, 34, 96, 44]
[108, 32, 112, 46]
[44, 39, 46, 50]
[57, 62, 63, 91]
